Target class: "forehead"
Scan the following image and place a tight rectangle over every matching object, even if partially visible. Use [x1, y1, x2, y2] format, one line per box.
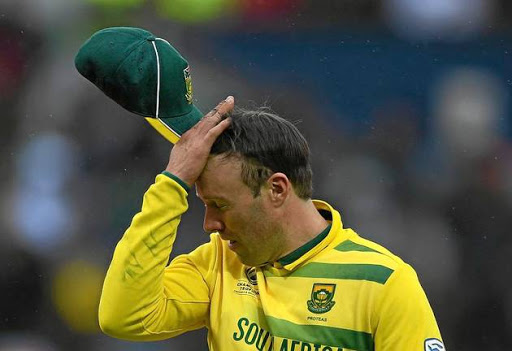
[196, 155, 246, 199]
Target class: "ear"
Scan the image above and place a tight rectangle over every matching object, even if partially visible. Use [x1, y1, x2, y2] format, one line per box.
[266, 172, 292, 207]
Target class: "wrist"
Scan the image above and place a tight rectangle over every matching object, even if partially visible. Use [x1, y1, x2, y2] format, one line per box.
[162, 171, 192, 192]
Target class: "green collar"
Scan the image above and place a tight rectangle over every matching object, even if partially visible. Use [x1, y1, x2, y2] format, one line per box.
[277, 223, 332, 266]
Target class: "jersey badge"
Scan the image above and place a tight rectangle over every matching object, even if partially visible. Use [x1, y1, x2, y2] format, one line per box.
[234, 267, 259, 297]
[245, 267, 258, 285]
[307, 283, 336, 314]
[183, 66, 193, 104]
[424, 338, 445, 351]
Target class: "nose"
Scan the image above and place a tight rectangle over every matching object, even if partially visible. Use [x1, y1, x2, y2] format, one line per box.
[203, 206, 225, 233]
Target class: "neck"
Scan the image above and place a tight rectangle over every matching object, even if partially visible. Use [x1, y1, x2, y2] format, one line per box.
[278, 199, 329, 259]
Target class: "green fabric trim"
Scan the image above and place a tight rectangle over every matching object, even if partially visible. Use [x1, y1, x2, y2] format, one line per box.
[278, 224, 332, 266]
[267, 316, 374, 351]
[335, 240, 380, 254]
[265, 262, 394, 284]
[161, 171, 190, 193]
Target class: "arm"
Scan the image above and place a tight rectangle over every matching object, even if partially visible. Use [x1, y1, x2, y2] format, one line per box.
[99, 173, 214, 340]
[373, 264, 445, 350]
[98, 96, 234, 341]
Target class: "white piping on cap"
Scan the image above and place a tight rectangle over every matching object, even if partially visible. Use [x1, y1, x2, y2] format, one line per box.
[156, 37, 172, 47]
[150, 39, 180, 139]
[150, 40, 161, 118]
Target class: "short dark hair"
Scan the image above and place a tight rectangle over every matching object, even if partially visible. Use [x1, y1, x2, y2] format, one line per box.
[210, 106, 313, 199]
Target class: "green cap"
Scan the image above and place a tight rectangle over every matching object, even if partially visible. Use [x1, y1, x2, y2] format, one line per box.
[75, 27, 202, 143]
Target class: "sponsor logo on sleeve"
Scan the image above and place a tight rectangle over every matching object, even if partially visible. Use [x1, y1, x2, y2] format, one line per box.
[424, 338, 445, 351]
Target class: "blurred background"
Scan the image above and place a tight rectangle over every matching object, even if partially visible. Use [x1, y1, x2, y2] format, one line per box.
[1, 0, 511, 350]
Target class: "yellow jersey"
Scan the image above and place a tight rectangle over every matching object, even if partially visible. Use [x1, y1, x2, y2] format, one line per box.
[99, 173, 445, 351]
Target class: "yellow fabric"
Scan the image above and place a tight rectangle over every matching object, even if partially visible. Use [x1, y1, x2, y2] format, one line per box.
[99, 174, 444, 350]
[144, 117, 181, 144]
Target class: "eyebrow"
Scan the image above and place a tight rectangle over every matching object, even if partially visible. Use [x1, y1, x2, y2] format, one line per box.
[195, 191, 229, 203]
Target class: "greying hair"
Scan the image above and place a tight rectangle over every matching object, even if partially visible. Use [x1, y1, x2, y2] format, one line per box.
[210, 106, 313, 199]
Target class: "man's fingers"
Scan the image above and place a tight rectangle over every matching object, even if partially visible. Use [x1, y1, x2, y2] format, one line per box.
[206, 117, 231, 142]
[210, 107, 220, 117]
[202, 96, 234, 125]
[180, 96, 234, 141]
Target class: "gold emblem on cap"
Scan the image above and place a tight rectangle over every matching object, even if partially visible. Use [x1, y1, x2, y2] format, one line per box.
[183, 66, 193, 104]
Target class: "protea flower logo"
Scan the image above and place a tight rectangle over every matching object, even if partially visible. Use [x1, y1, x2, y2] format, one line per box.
[307, 283, 336, 314]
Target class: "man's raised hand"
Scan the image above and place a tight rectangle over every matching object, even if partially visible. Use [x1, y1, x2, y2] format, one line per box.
[165, 96, 234, 187]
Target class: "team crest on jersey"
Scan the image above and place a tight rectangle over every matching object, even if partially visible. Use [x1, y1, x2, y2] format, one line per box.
[307, 283, 336, 314]
[424, 338, 445, 351]
[183, 66, 193, 104]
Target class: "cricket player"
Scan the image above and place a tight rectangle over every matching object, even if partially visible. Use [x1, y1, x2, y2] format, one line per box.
[98, 96, 446, 351]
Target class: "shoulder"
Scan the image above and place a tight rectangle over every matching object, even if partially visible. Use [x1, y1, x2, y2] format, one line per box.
[339, 232, 405, 266]
[321, 228, 412, 286]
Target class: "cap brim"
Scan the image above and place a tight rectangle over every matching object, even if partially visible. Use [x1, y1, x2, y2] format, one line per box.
[144, 105, 203, 144]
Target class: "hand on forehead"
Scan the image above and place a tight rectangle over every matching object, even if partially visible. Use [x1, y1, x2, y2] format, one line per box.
[165, 96, 234, 187]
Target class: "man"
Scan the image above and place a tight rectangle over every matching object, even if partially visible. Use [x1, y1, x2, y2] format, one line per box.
[98, 96, 445, 351]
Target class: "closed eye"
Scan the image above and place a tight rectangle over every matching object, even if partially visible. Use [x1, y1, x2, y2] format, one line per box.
[205, 202, 229, 211]
[215, 203, 229, 211]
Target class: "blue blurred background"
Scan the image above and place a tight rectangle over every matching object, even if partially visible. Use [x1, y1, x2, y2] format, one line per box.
[1, 0, 512, 350]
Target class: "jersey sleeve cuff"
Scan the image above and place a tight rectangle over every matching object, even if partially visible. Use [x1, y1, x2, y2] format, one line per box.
[161, 171, 191, 193]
